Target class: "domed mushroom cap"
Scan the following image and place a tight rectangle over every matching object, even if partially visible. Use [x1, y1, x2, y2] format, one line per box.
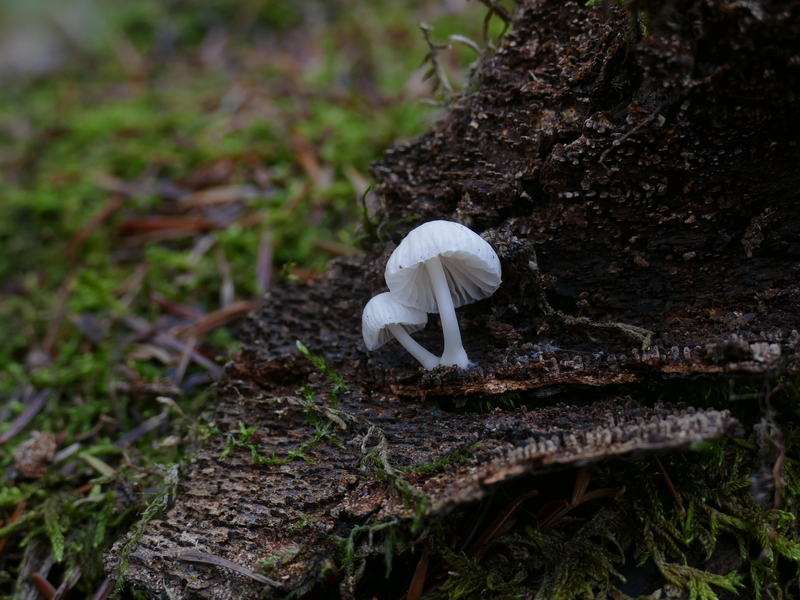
[385, 220, 502, 313]
[362, 292, 428, 350]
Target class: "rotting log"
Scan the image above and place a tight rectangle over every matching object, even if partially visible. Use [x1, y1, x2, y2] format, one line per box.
[106, 0, 800, 598]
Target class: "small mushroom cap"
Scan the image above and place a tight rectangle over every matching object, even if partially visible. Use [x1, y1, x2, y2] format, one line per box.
[362, 292, 428, 350]
[385, 220, 502, 313]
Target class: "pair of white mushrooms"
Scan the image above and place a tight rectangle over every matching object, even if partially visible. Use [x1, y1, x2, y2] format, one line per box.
[362, 220, 502, 370]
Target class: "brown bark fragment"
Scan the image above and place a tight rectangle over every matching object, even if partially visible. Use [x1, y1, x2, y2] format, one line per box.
[108, 381, 738, 599]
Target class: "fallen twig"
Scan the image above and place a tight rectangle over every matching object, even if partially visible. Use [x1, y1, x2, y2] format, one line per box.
[174, 335, 197, 386]
[90, 577, 113, 600]
[123, 316, 224, 378]
[115, 412, 169, 448]
[149, 291, 204, 320]
[0, 389, 50, 445]
[173, 549, 279, 586]
[30, 573, 56, 600]
[178, 301, 257, 338]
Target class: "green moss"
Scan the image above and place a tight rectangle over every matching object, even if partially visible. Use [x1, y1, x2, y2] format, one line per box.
[401, 443, 476, 475]
[112, 465, 180, 598]
[414, 425, 799, 600]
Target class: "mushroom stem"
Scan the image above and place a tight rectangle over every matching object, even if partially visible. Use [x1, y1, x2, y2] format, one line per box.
[387, 324, 440, 370]
[425, 258, 470, 369]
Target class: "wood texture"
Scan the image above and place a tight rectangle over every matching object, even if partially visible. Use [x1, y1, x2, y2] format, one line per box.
[107, 0, 800, 597]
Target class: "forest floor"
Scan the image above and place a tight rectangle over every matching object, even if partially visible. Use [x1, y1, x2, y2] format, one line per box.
[0, 1, 508, 597]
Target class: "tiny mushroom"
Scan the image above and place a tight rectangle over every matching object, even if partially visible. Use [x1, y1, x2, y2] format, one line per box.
[362, 292, 440, 370]
[385, 220, 502, 369]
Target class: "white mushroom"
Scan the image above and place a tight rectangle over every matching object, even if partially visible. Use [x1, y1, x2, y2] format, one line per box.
[385, 220, 502, 369]
[362, 292, 440, 370]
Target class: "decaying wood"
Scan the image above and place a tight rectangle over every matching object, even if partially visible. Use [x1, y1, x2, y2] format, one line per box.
[107, 0, 800, 597]
[107, 380, 739, 599]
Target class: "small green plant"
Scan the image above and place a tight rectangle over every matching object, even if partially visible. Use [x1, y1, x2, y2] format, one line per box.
[219, 421, 293, 466]
[111, 464, 180, 597]
[296, 340, 347, 408]
[401, 443, 476, 475]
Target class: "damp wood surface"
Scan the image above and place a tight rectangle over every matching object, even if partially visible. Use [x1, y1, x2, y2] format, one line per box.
[108, 384, 740, 599]
[108, 0, 800, 598]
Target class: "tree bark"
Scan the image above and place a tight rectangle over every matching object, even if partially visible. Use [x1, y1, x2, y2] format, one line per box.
[107, 0, 800, 598]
